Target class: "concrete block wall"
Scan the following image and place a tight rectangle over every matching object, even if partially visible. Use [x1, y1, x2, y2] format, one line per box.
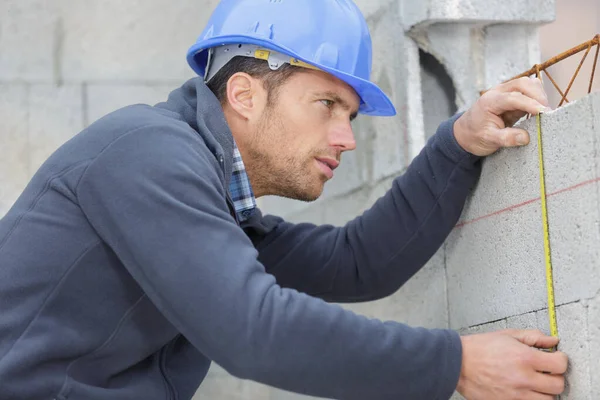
[0, 0, 219, 215]
[447, 91, 600, 400]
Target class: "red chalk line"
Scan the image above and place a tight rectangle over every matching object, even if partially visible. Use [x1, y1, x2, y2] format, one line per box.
[455, 177, 600, 228]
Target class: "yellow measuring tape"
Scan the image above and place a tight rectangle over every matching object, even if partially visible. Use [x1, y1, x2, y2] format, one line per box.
[536, 112, 559, 341]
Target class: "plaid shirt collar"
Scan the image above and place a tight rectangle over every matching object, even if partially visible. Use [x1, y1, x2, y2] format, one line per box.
[228, 140, 257, 222]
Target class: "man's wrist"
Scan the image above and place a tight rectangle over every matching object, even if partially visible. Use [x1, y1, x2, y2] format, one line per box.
[456, 336, 468, 394]
[452, 113, 474, 155]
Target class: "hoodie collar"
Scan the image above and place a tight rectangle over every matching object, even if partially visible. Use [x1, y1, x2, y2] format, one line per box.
[157, 77, 235, 188]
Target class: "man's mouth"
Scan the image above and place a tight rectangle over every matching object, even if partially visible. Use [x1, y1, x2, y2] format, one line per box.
[315, 157, 339, 179]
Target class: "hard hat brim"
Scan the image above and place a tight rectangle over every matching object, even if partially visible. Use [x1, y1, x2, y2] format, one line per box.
[187, 36, 397, 117]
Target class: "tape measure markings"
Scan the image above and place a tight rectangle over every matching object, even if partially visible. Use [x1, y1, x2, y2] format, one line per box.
[536, 112, 559, 341]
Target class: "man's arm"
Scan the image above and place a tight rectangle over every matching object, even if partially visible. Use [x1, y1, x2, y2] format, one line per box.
[77, 125, 462, 400]
[254, 113, 481, 302]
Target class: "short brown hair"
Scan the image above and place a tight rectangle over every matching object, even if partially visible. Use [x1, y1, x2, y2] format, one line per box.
[206, 56, 303, 106]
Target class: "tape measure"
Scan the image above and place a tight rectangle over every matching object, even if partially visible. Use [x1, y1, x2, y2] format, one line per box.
[536, 112, 559, 342]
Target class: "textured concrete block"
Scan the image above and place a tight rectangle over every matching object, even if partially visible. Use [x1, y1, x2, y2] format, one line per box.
[455, 117, 540, 225]
[368, 10, 423, 175]
[412, 24, 480, 110]
[455, 303, 589, 400]
[284, 201, 326, 225]
[484, 25, 541, 88]
[541, 95, 600, 305]
[0, 84, 29, 217]
[260, 196, 319, 221]
[591, 91, 600, 213]
[86, 84, 175, 125]
[547, 186, 600, 306]
[354, 0, 394, 21]
[506, 311, 539, 331]
[542, 95, 597, 194]
[458, 319, 507, 336]
[0, 1, 58, 81]
[447, 200, 546, 328]
[589, 295, 600, 399]
[420, 50, 458, 141]
[401, 0, 555, 29]
[554, 302, 590, 400]
[192, 364, 272, 400]
[28, 85, 84, 176]
[344, 248, 448, 329]
[447, 94, 600, 328]
[60, 0, 219, 82]
[320, 185, 371, 227]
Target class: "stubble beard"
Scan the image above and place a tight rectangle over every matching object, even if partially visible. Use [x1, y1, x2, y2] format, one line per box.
[247, 109, 324, 202]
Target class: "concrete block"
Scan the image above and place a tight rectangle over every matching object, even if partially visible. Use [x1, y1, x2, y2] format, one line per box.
[588, 295, 600, 399]
[86, 84, 174, 126]
[284, 202, 326, 226]
[412, 24, 480, 110]
[60, 0, 219, 82]
[192, 363, 272, 400]
[28, 85, 84, 176]
[320, 184, 371, 227]
[401, 0, 556, 30]
[368, 10, 423, 174]
[0, 1, 58, 82]
[447, 200, 546, 328]
[484, 25, 541, 88]
[260, 196, 319, 221]
[592, 91, 600, 214]
[354, 0, 394, 21]
[542, 95, 597, 194]
[458, 319, 507, 336]
[547, 185, 600, 306]
[343, 248, 448, 329]
[454, 303, 589, 400]
[506, 311, 539, 331]
[454, 116, 540, 225]
[420, 50, 458, 141]
[554, 302, 590, 400]
[541, 94, 600, 305]
[0, 84, 29, 217]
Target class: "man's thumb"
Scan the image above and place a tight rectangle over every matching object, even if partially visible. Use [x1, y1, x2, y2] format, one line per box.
[507, 329, 559, 349]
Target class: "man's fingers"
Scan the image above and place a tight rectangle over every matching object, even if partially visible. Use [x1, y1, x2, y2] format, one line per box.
[497, 76, 550, 107]
[530, 372, 566, 396]
[488, 90, 548, 117]
[530, 349, 569, 374]
[508, 329, 559, 348]
[489, 127, 530, 148]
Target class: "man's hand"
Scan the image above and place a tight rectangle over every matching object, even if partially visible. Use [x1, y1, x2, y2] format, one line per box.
[457, 329, 568, 399]
[454, 76, 551, 156]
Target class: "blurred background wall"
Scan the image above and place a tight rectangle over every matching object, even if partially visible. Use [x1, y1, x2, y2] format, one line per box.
[0, 0, 598, 399]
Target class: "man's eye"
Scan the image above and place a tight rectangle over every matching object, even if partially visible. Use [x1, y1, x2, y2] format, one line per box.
[320, 99, 334, 108]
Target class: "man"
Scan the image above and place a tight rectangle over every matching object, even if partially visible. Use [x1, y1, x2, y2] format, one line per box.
[0, 0, 567, 399]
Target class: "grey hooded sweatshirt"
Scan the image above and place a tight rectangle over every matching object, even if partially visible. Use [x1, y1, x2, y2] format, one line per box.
[0, 77, 481, 400]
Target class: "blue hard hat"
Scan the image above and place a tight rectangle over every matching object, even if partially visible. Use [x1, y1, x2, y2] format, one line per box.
[186, 0, 396, 117]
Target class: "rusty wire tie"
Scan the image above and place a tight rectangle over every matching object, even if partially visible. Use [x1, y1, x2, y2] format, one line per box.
[482, 34, 600, 107]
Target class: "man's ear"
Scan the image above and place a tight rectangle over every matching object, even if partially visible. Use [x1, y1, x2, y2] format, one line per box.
[225, 72, 265, 120]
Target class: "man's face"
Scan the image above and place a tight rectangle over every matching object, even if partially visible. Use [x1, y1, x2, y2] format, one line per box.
[244, 69, 360, 202]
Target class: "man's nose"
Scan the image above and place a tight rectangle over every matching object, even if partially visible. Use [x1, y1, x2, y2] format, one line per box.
[330, 122, 357, 152]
